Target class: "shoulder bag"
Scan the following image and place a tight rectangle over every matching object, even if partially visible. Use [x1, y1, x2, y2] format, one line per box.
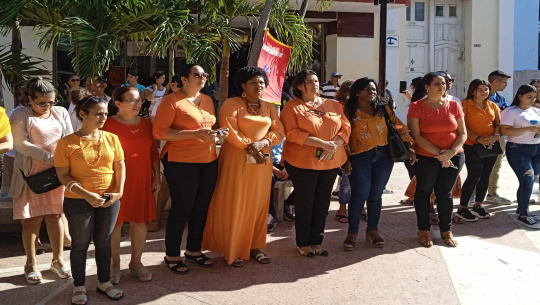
[21, 167, 62, 194]
[382, 107, 410, 162]
[473, 141, 503, 158]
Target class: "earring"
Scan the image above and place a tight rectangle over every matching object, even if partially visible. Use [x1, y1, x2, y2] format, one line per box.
[242, 92, 247, 98]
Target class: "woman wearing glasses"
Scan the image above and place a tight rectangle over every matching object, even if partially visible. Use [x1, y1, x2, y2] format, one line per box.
[102, 87, 160, 284]
[280, 70, 350, 257]
[55, 95, 125, 304]
[154, 64, 225, 273]
[202, 66, 284, 267]
[407, 72, 466, 248]
[10, 77, 72, 284]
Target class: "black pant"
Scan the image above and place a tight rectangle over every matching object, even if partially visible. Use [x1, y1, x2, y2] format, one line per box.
[404, 159, 415, 180]
[460, 145, 497, 207]
[63, 198, 120, 287]
[413, 153, 464, 232]
[162, 154, 218, 256]
[284, 162, 339, 247]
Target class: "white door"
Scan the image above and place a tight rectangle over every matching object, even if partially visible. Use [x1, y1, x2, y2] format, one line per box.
[405, 1, 429, 86]
[433, 0, 464, 98]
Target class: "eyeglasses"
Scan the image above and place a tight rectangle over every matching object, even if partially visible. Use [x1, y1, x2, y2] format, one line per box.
[190, 72, 209, 79]
[33, 100, 56, 108]
[123, 98, 143, 105]
[70, 79, 80, 82]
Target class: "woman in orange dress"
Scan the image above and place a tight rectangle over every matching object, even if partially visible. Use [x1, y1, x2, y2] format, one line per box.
[202, 67, 285, 267]
[102, 86, 160, 284]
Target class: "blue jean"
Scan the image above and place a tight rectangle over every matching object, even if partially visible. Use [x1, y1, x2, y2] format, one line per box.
[348, 146, 394, 233]
[506, 142, 540, 216]
[63, 198, 120, 287]
[338, 169, 351, 205]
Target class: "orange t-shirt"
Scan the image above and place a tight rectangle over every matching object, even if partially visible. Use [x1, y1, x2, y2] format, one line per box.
[462, 99, 500, 145]
[53, 131, 125, 199]
[152, 91, 217, 163]
[407, 98, 464, 157]
[281, 98, 351, 170]
[348, 106, 412, 155]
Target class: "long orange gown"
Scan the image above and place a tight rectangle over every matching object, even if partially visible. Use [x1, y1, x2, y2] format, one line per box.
[202, 97, 284, 265]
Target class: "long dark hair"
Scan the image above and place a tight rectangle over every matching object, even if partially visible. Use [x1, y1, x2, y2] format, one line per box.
[511, 85, 537, 107]
[465, 79, 491, 101]
[411, 79, 427, 103]
[345, 77, 387, 122]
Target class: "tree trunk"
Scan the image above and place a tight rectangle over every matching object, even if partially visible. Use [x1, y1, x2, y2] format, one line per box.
[218, 38, 230, 110]
[0, 74, 4, 108]
[10, 20, 22, 104]
[247, 0, 274, 66]
[299, 0, 309, 20]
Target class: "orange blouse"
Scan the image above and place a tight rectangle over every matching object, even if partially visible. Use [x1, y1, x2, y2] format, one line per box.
[462, 99, 500, 145]
[348, 106, 412, 155]
[281, 98, 351, 170]
[152, 91, 217, 163]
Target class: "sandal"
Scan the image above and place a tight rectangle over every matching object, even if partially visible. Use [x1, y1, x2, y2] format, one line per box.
[418, 230, 433, 248]
[129, 265, 152, 282]
[50, 259, 72, 279]
[336, 214, 348, 223]
[71, 286, 87, 305]
[163, 257, 189, 274]
[441, 231, 458, 247]
[311, 245, 329, 256]
[343, 232, 358, 251]
[185, 253, 213, 268]
[24, 265, 42, 285]
[400, 199, 414, 205]
[360, 213, 368, 222]
[250, 250, 271, 264]
[429, 213, 440, 225]
[96, 282, 123, 301]
[297, 246, 315, 258]
[365, 229, 385, 248]
[110, 268, 121, 284]
[231, 259, 244, 267]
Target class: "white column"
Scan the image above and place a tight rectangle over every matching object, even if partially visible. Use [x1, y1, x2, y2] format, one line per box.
[499, 0, 515, 97]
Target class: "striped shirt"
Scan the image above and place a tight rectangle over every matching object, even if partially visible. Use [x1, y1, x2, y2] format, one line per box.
[320, 81, 340, 99]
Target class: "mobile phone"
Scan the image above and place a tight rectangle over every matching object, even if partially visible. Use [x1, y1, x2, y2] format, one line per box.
[315, 148, 334, 160]
[101, 194, 111, 203]
[211, 127, 229, 136]
[246, 153, 271, 164]
[399, 81, 407, 93]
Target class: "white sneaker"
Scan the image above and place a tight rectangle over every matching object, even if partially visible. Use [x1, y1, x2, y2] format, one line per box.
[485, 194, 512, 205]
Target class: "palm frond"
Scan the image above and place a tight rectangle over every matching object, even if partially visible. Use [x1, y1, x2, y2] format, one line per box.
[0, 44, 49, 90]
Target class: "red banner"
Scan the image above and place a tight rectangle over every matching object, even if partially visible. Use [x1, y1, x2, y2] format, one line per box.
[257, 29, 292, 105]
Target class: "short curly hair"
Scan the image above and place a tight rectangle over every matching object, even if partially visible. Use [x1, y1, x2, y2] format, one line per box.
[234, 66, 269, 94]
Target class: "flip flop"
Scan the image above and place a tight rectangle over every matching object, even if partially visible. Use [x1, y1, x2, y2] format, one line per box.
[336, 214, 348, 223]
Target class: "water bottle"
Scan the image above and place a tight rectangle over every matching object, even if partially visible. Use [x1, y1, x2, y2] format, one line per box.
[531, 120, 540, 138]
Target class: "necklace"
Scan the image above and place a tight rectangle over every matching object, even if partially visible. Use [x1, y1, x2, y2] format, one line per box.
[243, 97, 262, 115]
[115, 116, 140, 134]
[77, 131, 103, 167]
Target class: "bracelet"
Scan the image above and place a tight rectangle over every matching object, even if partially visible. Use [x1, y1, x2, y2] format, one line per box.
[476, 136, 481, 141]
[65, 181, 77, 190]
[68, 182, 81, 193]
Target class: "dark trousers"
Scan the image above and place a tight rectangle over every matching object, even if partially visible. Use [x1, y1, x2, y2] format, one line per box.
[347, 146, 394, 232]
[413, 153, 464, 232]
[163, 154, 218, 256]
[284, 161, 339, 247]
[506, 142, 540, 216]
[63, 198, 120, 287]
[460, 145, 497, 207]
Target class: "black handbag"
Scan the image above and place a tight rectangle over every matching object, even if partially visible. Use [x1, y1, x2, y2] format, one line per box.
[382, 107, 410, 162]
[473, 140, 503, 158]
[21, 167, 62, 194]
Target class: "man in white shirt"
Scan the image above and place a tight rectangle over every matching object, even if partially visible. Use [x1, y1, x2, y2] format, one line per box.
[320, 72, 342, 99]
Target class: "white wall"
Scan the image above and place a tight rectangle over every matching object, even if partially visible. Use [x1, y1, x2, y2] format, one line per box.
[387, 6, 408, 122]
[499, 0, 515, 97]
[0, 27, 53, 111]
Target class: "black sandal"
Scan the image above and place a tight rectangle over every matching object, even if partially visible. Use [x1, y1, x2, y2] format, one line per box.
[184, 253, 213, 268]
[163, 257, 189, 274]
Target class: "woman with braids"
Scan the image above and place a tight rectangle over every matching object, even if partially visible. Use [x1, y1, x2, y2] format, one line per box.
[54, 95, 125, 304]
[202, 66, 284, 267]
[10, 77, 71, 284]
[281, 70, 350, 257]
[342, 78, 413, 251]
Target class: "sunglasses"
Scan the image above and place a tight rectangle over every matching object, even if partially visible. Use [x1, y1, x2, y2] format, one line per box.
[33, 100, 56, 108]
[190, 72, 209, 79]
[70, 79, 80, 82]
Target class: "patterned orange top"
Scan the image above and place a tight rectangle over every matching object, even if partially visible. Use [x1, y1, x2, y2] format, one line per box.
[462, 99, 500, 145]
[348, 106, 412, 155]
[281, 98, 351, 170]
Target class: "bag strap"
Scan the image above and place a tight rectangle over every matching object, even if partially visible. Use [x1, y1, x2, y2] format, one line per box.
[381, 105, 395, 127]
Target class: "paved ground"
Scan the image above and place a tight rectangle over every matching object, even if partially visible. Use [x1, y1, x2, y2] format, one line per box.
[1, 157, 540, 305]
